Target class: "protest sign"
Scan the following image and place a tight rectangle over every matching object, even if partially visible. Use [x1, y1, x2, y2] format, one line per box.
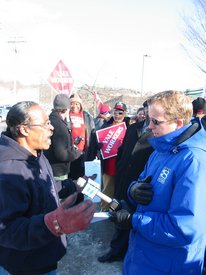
[96, 122, 127, 159]
[48, 60, 73, 96]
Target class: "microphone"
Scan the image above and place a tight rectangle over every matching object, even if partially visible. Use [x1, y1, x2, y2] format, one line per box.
[76, 177, 120, 211]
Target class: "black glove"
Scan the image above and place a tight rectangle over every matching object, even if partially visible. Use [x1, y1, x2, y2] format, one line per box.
[58, 179, 77, 199]
[109, 200, 133, 230]
[58, 179, 84, 204]
[129, 176, 153, 205]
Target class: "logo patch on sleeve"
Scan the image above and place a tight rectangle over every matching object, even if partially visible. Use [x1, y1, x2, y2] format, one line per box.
[157, 167, 171, 184]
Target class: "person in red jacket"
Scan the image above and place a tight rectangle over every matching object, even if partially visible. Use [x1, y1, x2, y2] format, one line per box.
[68, 93, 97, 180]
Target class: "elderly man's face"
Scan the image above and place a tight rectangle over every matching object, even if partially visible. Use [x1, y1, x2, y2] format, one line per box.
[148, 103, 179, 137]
[23, 105, 54, 155]
[113, 109, 125, 123]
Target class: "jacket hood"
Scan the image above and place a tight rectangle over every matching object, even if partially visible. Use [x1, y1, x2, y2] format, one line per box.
[0, 133, 38, 162]
[148, 120, 206, 153]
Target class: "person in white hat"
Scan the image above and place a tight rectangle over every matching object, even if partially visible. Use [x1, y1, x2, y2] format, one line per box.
[68, 93, 96, 180]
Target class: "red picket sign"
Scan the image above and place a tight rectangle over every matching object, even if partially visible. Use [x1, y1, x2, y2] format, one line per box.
[96, 122, 127, 159]
[48, 60, 73, 96]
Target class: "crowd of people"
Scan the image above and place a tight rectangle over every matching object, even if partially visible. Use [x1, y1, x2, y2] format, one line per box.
[0, 91, 206, 274]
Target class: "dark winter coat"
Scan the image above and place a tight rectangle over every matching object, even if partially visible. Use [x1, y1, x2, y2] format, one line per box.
[44, 111, 81, 177]
[201, 115, 206, 130]
[0, 133, 66, 275]
[114, 121, 154, 206]
[94, 114, 110, 131]
[81, 110, 97, 161]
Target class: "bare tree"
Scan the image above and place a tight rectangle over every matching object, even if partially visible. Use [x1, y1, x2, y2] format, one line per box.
[181, 0, 206, 74]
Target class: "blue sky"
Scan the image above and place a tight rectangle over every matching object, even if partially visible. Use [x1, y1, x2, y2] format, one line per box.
[0, 0, 204, 93]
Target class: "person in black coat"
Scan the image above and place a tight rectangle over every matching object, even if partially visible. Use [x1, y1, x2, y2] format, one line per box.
[98, 103, 154, 263]
[44, 94, 82, 199]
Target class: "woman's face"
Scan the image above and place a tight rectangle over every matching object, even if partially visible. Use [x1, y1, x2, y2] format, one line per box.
[70, 102, 81, 113]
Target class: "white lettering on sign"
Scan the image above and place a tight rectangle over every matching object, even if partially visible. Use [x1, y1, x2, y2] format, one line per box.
[50, 77, 73, 83]
[102, 130, 114, 144]
[55, 70, 69, 77]
[104, 126, 124, 154]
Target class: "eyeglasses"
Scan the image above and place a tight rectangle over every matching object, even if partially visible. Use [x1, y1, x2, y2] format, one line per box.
[23, 120, 52, 129]
[113, 111, 124, 115]
[149, 118, 170, 126]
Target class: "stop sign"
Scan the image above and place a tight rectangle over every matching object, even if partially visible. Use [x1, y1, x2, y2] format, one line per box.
[48, 60, 73, 95]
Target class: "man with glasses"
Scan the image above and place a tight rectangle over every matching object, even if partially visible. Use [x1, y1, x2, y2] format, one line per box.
[0, 101, 95, 275]
[109, 91, 206, 274]
[98, 102, 130, 212]
[98, 101, 154, 263]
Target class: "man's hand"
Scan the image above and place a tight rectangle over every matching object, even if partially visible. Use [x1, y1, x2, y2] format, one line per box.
[129, 176, 153, 205]
[44, 193, 96, 236]
[109, 200, 133, 230]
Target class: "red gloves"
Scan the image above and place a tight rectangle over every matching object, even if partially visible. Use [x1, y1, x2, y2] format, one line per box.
[44, 193, 96, 236]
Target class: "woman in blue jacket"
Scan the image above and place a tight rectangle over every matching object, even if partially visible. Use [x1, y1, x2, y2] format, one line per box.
[110, 90, 206, 275]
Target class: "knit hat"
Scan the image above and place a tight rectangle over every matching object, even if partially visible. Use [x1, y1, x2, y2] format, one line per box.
[100, 104, 111, 114]
[70, 93, 82, 105]
[53, 94, 70, 110]
[114, 102, 127, 112]
[192, 97, 206, 115]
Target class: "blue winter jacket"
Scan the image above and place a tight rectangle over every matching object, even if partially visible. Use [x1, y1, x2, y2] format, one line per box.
[124, 122, 206, 275]
[0, 134, 66, 275]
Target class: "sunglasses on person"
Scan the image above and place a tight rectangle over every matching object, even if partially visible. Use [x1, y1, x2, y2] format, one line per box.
[149, 118, 172, 126]
[113, 110, 124, 115]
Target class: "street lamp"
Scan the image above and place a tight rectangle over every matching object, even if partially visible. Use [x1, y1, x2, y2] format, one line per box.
[140, 54, 151, 97]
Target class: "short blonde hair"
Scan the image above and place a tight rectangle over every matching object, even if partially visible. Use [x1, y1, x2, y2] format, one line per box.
[147, 90, 193, 125]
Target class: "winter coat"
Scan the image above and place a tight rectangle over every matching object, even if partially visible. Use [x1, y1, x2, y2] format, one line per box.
[201, 115, 206, 130]
[44, 111, 81, 177]
[114, 120, 153, 206]
[124, 121, 206, 275]
[0, 133, 66, 275]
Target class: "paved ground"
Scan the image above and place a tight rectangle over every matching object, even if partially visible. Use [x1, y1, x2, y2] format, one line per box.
[57, 214, 123, 275]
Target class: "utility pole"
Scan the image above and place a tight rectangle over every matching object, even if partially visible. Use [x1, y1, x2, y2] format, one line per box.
[140, 54, 151, 97]
[8, 37, 26, 100]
